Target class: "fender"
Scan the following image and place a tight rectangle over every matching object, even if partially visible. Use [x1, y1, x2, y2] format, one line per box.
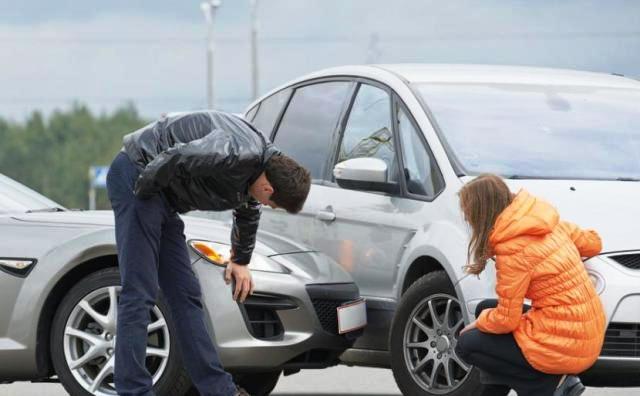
[3, 225, 116, 378]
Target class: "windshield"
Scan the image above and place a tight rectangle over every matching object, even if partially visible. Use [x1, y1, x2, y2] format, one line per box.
[0, 173, 65, 214]
[415, 83, 640, 180]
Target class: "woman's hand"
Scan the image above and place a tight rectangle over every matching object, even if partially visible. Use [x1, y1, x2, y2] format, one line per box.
[459, 320, 478, 335]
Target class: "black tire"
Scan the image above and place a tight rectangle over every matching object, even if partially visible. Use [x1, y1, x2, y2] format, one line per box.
[234, 371, 282, 396]
[50, 267, 191, 396]
[390, 271, 509, 396]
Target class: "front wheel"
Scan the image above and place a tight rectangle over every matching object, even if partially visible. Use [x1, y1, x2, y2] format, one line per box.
[390, 271, 508, 396]
[50, 267, 191, 396]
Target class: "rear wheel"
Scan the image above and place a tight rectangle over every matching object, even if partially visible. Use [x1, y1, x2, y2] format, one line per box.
[390, 271, 509, 396]
[50, 267, 191, 396]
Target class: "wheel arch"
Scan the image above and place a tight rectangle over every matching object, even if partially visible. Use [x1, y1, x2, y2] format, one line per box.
[400, 256, 450, 295]
[35, 254, 118, 376]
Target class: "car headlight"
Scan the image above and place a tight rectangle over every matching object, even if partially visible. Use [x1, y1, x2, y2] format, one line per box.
[188, 240, 288, 274]
[190, 240, 227, 265]
[587, 270, 605, 295]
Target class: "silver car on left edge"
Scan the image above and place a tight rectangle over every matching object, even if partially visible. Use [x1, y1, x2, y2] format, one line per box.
[0, 172, 365, 396]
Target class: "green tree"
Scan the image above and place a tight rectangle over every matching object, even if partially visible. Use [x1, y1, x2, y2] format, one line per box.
[0, 103, 148, 209]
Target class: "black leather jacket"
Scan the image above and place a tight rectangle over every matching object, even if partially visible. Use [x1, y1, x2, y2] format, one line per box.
[122, 110, 279, 265]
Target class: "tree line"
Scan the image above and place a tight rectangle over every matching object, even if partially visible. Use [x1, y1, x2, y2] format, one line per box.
[0, 103, 148, 210]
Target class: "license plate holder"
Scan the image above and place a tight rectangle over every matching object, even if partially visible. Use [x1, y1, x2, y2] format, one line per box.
[337, 298, 367, 334]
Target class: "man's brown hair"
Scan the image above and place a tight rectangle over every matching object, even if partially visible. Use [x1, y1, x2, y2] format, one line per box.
[459, 174, 513, 275]
[265, 154, 311, 214]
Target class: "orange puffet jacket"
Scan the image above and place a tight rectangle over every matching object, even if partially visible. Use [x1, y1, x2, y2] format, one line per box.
[476, 190, 606, 374]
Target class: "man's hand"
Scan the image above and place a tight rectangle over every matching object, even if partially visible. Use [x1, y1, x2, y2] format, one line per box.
[224, 261, 255, 303]
[459, 320, 477, 335]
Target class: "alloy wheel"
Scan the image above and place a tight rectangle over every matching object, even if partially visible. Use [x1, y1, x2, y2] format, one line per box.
[402, 293, 471, 394]
[62, 286, 170, 395]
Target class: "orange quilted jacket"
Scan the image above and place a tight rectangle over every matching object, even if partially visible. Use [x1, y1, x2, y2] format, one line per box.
[476, 190, 606, 374]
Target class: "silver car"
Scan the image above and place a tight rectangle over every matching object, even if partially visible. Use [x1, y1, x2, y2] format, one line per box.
[227, 64, 640, 395]
[0, 172, 366, 395]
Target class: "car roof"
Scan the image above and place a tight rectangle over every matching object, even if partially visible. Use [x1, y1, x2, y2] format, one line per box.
[248, 63, 640, 112]
[291, 63, 640, 88]
[374, 64, 640, 88]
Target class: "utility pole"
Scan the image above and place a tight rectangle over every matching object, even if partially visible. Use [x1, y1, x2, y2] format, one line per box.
[249, 0, 259, 100]
[201, 0, 222, 109]
[366, 32, 382, 64]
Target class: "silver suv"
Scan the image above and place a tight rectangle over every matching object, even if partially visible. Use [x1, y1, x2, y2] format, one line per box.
[231, 64, 640, 395]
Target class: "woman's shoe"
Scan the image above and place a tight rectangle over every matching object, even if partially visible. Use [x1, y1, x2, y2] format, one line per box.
[553, 375, 585, 396]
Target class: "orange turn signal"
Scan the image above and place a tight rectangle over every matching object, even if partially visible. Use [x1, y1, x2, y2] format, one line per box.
[189, 240, 228, 265]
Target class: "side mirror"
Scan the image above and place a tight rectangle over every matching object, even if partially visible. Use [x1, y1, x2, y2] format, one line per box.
[333, 158, 398, 194]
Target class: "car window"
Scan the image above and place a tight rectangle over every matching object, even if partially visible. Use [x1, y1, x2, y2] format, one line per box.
[397, 107, 443, 198]
[245, 104, 259, 122]
[251, 88, 291, 137]
[273, 82, 352, 180]
[336, 83, 397, 182]
[0, 173, 63, 213]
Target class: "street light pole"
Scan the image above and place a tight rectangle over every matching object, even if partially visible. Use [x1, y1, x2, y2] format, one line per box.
[201, 0, 222, 109]
[249, 0, 259, 100]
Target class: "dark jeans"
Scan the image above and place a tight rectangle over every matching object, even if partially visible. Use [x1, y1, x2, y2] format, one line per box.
[106, 151, 236, 396]
[455, 299, 562, 396]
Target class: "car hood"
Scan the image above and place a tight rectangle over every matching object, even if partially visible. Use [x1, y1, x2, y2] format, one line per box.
[10, 210, 313, 257]
[460, 177, 639, 253]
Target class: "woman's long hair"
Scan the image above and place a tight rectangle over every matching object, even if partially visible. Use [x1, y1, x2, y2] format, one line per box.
[459, 174, 513, 275]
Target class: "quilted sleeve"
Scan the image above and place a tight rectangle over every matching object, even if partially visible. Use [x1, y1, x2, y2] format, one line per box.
[230, 198, 262, 265]
[476, 255, 532, 334]
[562, 221, 602, 258]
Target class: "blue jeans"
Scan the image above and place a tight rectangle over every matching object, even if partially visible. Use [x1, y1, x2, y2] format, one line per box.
[106, 151, 236, 396]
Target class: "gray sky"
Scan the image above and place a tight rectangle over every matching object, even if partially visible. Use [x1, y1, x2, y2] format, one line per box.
[1, 0, 639, 120]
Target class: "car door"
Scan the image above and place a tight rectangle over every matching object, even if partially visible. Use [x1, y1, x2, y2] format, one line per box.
[258, 80, 355, 248]
[306, 81, 422, 300]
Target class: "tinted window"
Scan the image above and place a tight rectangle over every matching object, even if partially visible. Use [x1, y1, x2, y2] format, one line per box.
[336, 84, 397, 182]
[251, 89, 291, 137]
[416, 83, 640, 180]
[398, 107, 443, 197]
[274, 82, 352, 179]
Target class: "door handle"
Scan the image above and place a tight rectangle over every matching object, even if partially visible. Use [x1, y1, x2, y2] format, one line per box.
[316, 210, 336, 222]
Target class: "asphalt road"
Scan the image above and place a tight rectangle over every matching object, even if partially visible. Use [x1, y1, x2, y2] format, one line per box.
[1, 366, 640, 395]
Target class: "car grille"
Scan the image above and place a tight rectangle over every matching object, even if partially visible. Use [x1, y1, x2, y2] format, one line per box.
[610, 254, 640, 270]
[311, 299, 342, 334]
[306, 283, 360, 335]
[601, 323, 640, 357]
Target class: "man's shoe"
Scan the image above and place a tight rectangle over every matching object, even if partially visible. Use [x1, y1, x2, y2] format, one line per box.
[235, 386, 251, 396]
[553, 375, 585, 396]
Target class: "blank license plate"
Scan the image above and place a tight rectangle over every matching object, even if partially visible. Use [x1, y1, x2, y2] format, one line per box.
[337, 299, 367, 334]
